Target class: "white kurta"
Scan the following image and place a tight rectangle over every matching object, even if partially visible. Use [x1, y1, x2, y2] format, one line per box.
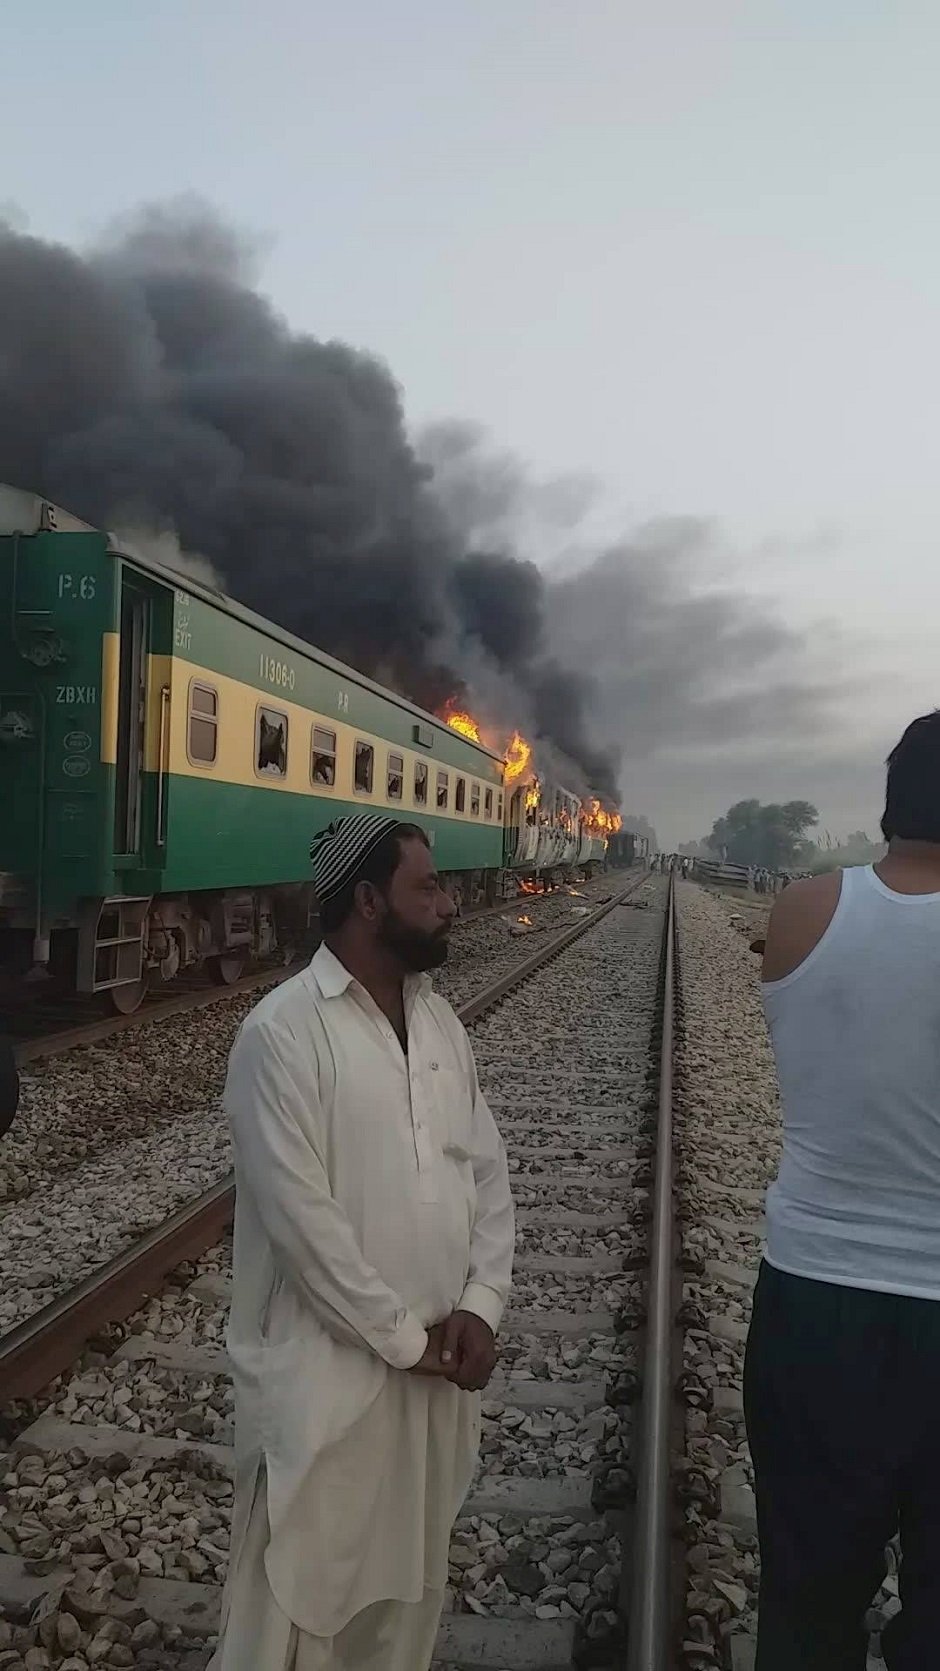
[216, 945, 514, 1645]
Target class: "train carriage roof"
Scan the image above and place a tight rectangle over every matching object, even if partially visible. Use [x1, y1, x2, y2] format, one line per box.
[0, 484, 503, 766]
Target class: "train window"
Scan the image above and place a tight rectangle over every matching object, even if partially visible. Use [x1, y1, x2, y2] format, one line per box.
[471, 782, 481, 817]
[188, 682, 218, 766]
[387, 752, 404, 801]
[256, 706, 288, 778]
[436, 769, 449, 810]
[497, 792, 504, 822]
[311, 726, 336, 788]
[354, 740, 374, 794]
[414, 761, 429, 805]
[455, 777, 466, 813]
[485, 787, 493, 819]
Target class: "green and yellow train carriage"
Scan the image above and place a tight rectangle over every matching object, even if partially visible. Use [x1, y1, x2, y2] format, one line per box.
[0, 486, 505, 1011]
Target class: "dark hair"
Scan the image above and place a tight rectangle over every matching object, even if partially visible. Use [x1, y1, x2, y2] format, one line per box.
[881, 711, 940, 842]
[318, 823, 430, 933]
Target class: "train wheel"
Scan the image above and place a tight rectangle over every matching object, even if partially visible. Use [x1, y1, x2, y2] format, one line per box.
[110, 978, 148, 1015]
[207, 953, 247, 987]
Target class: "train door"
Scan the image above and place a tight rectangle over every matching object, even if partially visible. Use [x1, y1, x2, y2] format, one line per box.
[113, 582, 149, 861]
[516, 785, 539, 866]
[78, 569, 174, 1006]
[507, 786, 524, 864]
[535, 791, 556, 870]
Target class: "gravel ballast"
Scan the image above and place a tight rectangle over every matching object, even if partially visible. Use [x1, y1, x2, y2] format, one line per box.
[1, 874, 666, 1669]
[674, 881, 778, 1668]
[675, 880, 891, 1671]
[0, 875, 638, 1336]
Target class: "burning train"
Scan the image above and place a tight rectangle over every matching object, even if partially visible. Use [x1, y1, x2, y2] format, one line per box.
[0, 486, 631, 1012]
[438, 703, 622, 883]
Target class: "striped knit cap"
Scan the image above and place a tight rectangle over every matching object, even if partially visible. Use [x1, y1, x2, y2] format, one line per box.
[309, 813, 403, 903]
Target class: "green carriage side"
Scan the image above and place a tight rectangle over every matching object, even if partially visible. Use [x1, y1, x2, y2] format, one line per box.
[0, 486, 505, 1008]
[158, 580, 505, 898]
[1, 491, 119, 981]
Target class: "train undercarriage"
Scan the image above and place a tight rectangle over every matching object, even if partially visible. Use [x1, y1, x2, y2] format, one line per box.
[1, 858, 608, 1013]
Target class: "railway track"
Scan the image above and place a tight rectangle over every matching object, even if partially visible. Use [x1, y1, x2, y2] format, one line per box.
[0, 869, 687, 1671]
[8, 962, 306, 1067]
[10, 874, 631, 1065]
[0, 875, 645, 1353]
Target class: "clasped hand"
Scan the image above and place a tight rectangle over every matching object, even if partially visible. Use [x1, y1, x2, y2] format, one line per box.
[408, 1310, 497, 1391]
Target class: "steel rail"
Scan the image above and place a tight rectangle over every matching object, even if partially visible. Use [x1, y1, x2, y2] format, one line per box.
[0, 871, 649, 1402]
[13, 961, 307, 1067]
[626, 870, 677, 1670]
[458, 875, 645, 1025]
[0, 1178, 236, 1401]
[13, 873, 636, 1065]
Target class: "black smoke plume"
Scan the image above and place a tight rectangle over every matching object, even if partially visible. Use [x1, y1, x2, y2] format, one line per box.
[0, 199, 620, 801]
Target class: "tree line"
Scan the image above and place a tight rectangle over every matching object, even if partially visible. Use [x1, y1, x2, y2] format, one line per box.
[680, 799, 884, 873]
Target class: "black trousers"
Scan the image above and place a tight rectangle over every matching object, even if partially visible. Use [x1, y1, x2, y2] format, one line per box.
[744, 1261, 940, 1671]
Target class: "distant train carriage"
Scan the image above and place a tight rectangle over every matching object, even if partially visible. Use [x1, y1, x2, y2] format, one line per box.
[0, 487, 504, 1010]
[607, 830, 639, 869]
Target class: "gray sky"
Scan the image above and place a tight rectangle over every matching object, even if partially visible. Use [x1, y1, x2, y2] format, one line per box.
[6, 1, 937, 845]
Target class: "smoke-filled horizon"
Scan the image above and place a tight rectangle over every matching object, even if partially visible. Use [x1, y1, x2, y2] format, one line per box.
[0, 200, 628, 802]
[0, 197, 859, 835]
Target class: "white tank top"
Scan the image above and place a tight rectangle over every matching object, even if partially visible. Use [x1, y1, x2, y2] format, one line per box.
[763, 863, 940, 1299]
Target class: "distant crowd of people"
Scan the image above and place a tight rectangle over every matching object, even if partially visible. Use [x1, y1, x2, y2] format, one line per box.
[750, 868, 784, 895]
[649, 852, 694, 876]
[648, 852, 807, 895]
[752, 868, 816, 894]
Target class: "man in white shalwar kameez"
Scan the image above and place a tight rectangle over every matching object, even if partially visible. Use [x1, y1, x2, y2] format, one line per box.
[209, 814, 515, 1671]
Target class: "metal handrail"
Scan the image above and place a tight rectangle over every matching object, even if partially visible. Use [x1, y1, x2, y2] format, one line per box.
[627, 871, 677, 1669]
[155, 683, 170, 847]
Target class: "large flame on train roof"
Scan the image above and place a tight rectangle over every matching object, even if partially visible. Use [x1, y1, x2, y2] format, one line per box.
[504, 730, 531, 784]
[442, 702, 482, 743]
[441, 701, 533, 784]
[439, 699, 621, 836]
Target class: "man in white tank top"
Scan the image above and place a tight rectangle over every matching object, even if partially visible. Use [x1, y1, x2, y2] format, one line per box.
[746, 712, 940, 1670]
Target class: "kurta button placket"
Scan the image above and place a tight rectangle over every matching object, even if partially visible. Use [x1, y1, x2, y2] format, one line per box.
[410, 1055, 438, 1202]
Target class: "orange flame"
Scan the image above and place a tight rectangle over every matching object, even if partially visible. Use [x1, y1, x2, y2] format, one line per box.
[443, 703, 482, 743]
[504, 730, 531, 784]
[440, 703, 535, 787]
[517, 914, 533, 926]
[439, 702, 623, 838]
[583, 797, 623, 838]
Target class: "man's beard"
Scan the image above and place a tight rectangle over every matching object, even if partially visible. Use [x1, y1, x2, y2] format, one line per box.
[378, 907, 450, 972]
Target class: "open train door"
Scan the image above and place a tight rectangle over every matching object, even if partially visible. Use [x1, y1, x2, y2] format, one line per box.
[509, 785, 539, 867]
[112, 568, 175, 873]
[113, 578, 150, 864]
[78, 567, 173, 1009]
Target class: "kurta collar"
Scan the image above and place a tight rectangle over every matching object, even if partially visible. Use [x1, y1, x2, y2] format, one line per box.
[309, 943, 432, 1002]
[310, 944, 356, 998]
